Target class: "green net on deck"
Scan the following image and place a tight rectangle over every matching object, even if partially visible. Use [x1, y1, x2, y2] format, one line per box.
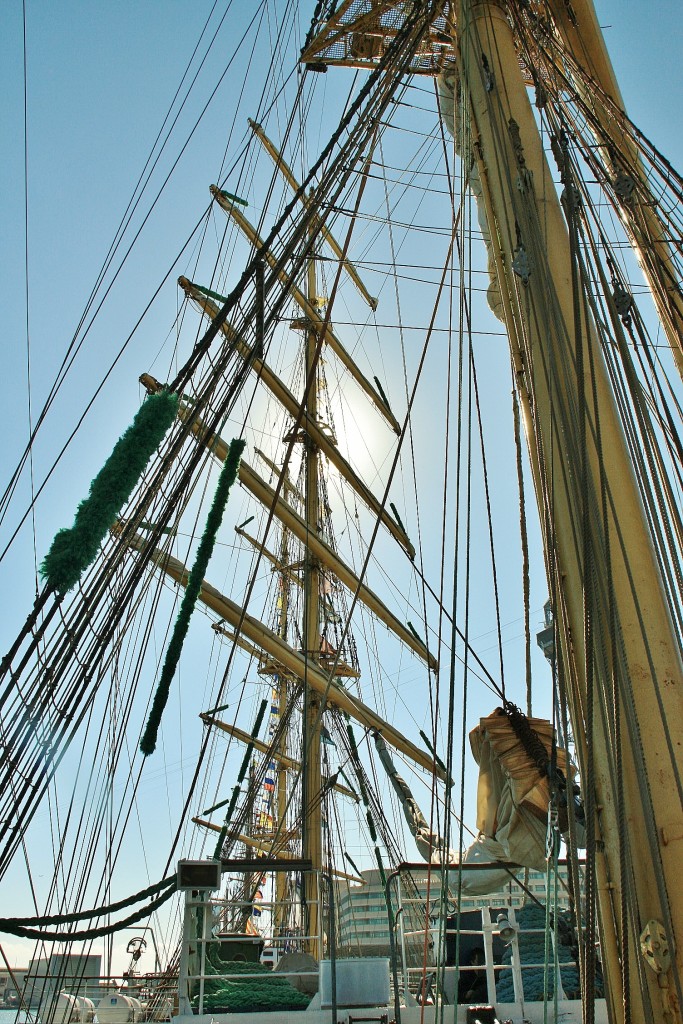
[192, 954, 312, 1013]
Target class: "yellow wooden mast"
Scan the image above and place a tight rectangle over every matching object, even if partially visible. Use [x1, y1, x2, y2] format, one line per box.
[452, 3, 683, 1019]
[273, 462, 295, 937]
[209, 193, 400, 436]
[200, 714, 359, 802]
[247, 118, 378, 312]
[300, 233, 323, 958]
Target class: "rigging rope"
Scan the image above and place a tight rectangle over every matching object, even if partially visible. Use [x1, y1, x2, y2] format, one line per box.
[0, 873, 176, 929]
[0, 883, 177, 942]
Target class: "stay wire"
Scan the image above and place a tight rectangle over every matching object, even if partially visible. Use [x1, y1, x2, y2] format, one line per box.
[21, 0, 37, 589]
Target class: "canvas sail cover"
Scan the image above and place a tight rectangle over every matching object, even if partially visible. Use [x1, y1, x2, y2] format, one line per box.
[374, 708, 575, 895]
[469, 708, 574, 877]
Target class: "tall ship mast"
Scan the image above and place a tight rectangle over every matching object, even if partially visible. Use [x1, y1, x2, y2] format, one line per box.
[1, 3, 683, 1023]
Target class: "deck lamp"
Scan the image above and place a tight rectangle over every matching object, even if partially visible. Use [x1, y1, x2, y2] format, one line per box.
[496, 913, 517, 945]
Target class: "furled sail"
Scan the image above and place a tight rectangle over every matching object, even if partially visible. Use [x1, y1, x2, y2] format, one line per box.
[470, 708, 580, 873]
[375, 708, 579, 895]
[373, 731, 452, 866]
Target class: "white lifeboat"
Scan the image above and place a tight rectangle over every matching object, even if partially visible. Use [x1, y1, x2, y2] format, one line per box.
[41, 992, 80, 1024]
[76, 996, 96, 1023]
[95, 991, 143, 1023]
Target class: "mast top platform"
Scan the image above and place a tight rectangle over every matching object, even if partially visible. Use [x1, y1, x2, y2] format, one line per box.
[301, 1, 544, 82]
[301, 0, 455, 74]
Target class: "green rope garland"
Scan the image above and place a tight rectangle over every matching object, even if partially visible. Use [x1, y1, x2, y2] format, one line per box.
[40, 389, 180, 594]
[0, 883, 177, 942]
[140, 438, 246, 756]
[0, 874, 176, 929]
